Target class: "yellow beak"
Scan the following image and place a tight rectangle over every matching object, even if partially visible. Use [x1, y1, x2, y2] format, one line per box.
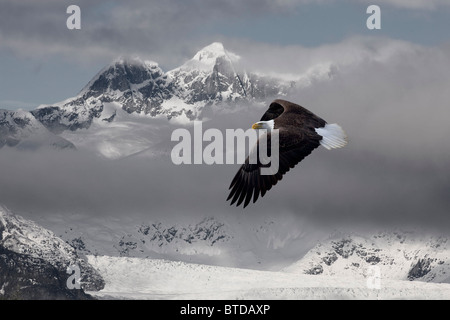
[252, 123, 261, 129]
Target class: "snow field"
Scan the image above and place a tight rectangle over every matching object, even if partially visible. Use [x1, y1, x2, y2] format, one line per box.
[87, 255, 450, 300]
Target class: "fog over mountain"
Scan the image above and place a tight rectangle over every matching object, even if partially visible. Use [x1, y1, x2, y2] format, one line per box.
[0, 38, 449, 237]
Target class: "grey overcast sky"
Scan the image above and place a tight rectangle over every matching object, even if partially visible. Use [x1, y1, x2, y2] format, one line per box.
[0, 0, 449, 110]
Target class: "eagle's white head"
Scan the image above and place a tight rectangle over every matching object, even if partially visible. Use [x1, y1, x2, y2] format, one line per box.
[251, 120, 275, 131]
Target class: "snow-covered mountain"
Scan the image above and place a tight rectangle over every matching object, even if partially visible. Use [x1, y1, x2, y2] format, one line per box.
[37, 213, 317, 270]
[0, 205, 104, 299]
[167, 42, 289, 107]
[114, 217, 233, 257]
[283, 230, 450, 284]
[31, 42, 295, 132]
[31, 56, 173, 133]
[0, 109, 75, 150]
[56, 216, 250, 268]
[1, 42, 308, 153]
[63, 217, 233, 259]
[3, 204, 450, 299]
[47, 211, 450, 285]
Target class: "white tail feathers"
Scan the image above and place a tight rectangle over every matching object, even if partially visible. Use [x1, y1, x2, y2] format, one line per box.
[315, 123, 348, 150]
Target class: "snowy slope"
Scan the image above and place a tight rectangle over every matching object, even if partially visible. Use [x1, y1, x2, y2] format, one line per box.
[41, 209, 450, 285]
[0, 204, 104, 294]
[167, 42, 248, 105]
[58, 102, 170, 158]
[283, 231, 450, 284]
[34, 212, 321, 271]
[87, 255, 450, 300]
[0, 109, 75, 150]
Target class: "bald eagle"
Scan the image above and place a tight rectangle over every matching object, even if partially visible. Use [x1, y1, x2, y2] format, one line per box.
[227, 99, 347, 208]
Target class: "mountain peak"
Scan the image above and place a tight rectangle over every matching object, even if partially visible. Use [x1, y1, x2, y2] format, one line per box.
[8, 41, 294, 152]
[79, 55, 164, 98]
[192, 42, 226, 61]
[111, 55, 159, 69]
[181, 42, 240, 72]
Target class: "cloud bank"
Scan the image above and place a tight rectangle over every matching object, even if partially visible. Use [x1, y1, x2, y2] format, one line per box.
[0, 36, 449, 236]
[1, 0, 449, 67]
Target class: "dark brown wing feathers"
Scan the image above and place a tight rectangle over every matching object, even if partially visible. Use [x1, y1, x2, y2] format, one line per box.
[227, 100, 326, 208]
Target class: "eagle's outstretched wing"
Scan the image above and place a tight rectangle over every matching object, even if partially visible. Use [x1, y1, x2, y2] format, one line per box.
[227, 99, 346, 208]
[227, 128, 322, 208]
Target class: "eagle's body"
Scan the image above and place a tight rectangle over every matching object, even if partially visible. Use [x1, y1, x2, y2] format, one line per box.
[227, 99, 347, 208]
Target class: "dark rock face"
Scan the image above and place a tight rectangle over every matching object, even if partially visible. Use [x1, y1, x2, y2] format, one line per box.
[365, 255, 381, 265]
[322, 253, 338, 266]
[0, 247, 92, 300]
[31, 102, 103, 134]
[332, 238, 356, 258]
[408, 258, 433, 280]
[102, 111, 116, 123]
[295, 231, 450, 284]
[171, 54, 290, 106]
[0, 110, 30, 147]
[85, 60, 167, 99]
[29, 107, 63, 132]
[109, 218, 232, 257]
[0, 109, 76, 150]
[0, 206, 105, 300]
[84, 59, 175, 116]
[202, 56, 245, 102]
[305, 265, 323, 275]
